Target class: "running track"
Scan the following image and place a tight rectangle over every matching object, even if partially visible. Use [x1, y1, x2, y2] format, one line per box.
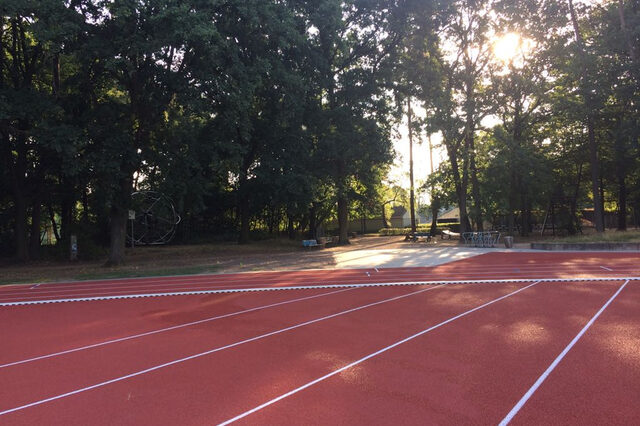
[1, 252, 639, 305]
[1, 252, 639, 424]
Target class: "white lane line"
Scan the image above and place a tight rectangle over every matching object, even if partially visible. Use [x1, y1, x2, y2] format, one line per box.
[29, 284, 40, 290]
[498, 279, 630, 426]
[218, 281, 542, 425]
[0, 283, 450, 416]
[2, 277, 638, 306]
[0, 288, 355, 369]
[599, 266, 613, 271]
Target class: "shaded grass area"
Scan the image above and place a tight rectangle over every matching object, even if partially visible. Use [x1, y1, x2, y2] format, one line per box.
[0, 264, 222, 286]
[0, 238, 304, 286]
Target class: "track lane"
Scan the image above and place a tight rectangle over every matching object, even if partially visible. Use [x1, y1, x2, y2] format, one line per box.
[227, 281, 625, 425]
[1, 252, 638, 303]
[2, 280, 620, 425]
[0, 284, 448, 414]
[507, 281, 640, 425]
[0, 288, 354, 368]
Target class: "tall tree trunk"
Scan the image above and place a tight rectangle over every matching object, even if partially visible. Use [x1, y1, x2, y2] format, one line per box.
[430, 199, 440, 235]
[105, 177, 132, 266]
[106, 206, 127, 266]
[568, 0, 604, 232]
[569, 163, 583, 235]
[29, 197, 42, 259]
[48, 203, 61, 243]
[308, 205, 317, 239]
[615, 118, 628, 231]
[60, 179, 74, 243]
[470, 155, 482, 231]
[465, 79, 482, 232]
[381, 204, 389, 228]
[633, 200, 640, 229]
[82, 188, 89, 224]
[337, 194, 349, 245]
[407, 98, 416, 233]
[287, 216, 295, 240]
[444, 140, 471, 234]
[617, 0, 638, 63]
[237, 190, 250, 244]
[617, 176, 627, 230]
[14, 192, 29, 262]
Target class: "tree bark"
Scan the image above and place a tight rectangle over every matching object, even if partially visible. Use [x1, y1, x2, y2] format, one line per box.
[238, 191, 250, 244]
[105, 177, 132, 266]
[444, 140, 471, 234]
[106, 206, 127, 266]
[29, 197, 42, 259]
[568, 0, 604, 232]
[381, 204, 389, 228]
[470, 154, 482, 231]
[308, 205, 317, 239]
[407, 98, 416, 234]
[617, 176, 627, 230]
[14, 192, 29, 262]
[60, 178, 74, 243]
[430, 199, 440, 235]
[568, 163, 583, 235]
[48, 203, 61, 243]
[337, 194, 349, 245]
[287, 211, 295, 240]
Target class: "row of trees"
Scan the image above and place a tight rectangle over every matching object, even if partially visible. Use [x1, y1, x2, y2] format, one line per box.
[2, 0, 428, 264]
[416, 0, 639, 236]
[1, 0, 638, 264]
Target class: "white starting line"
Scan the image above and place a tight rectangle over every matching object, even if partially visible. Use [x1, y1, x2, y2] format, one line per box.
[0, 277, 638, 306]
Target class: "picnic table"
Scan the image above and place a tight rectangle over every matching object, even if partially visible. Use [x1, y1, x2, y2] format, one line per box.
[405, 232, 432, 242]
[462, 231, 501, 248]
[441, 229, 460, 240]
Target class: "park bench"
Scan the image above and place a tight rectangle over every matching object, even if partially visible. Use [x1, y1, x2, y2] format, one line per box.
[302, 239, 325, 249]
[461, 231, 501, 248]
[441, 229, 460, 240]
[405, 232, 432, 242]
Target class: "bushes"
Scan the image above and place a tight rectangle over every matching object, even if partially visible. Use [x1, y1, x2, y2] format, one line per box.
[378, 223, 460, 236]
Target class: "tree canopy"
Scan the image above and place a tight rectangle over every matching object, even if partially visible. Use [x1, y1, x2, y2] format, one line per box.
[1, 0, 638, 263]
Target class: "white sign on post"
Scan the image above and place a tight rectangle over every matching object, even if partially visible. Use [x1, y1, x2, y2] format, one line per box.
[128, 210, 136, 220]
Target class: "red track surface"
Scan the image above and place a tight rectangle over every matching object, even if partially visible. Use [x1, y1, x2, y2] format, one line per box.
[1, 252, 639, 424]
[1, 252, 639, 304]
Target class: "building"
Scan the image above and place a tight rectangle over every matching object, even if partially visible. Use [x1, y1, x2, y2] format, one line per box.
[390, 206, 427, 228]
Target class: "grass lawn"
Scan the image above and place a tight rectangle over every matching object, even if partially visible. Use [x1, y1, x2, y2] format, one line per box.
[0, 239, 304, 286]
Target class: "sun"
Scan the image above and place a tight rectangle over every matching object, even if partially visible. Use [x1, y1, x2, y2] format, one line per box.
[492, 32, 523, 63]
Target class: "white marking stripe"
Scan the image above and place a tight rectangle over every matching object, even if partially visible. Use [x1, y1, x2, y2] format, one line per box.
[0, 288, 355, 369]
[0, 283, 451, 416]
[599, 265, 613, 271]
[498, 279, 630, 425]
[218, 281, 542, 425]
[1, 276, 638, 306]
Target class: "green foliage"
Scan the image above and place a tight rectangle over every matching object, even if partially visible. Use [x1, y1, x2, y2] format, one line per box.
[1, 0, 639, 262]
[378, 223, 460, 236]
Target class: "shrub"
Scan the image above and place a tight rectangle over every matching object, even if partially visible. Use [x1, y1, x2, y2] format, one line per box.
[378, 223, 460, 236]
